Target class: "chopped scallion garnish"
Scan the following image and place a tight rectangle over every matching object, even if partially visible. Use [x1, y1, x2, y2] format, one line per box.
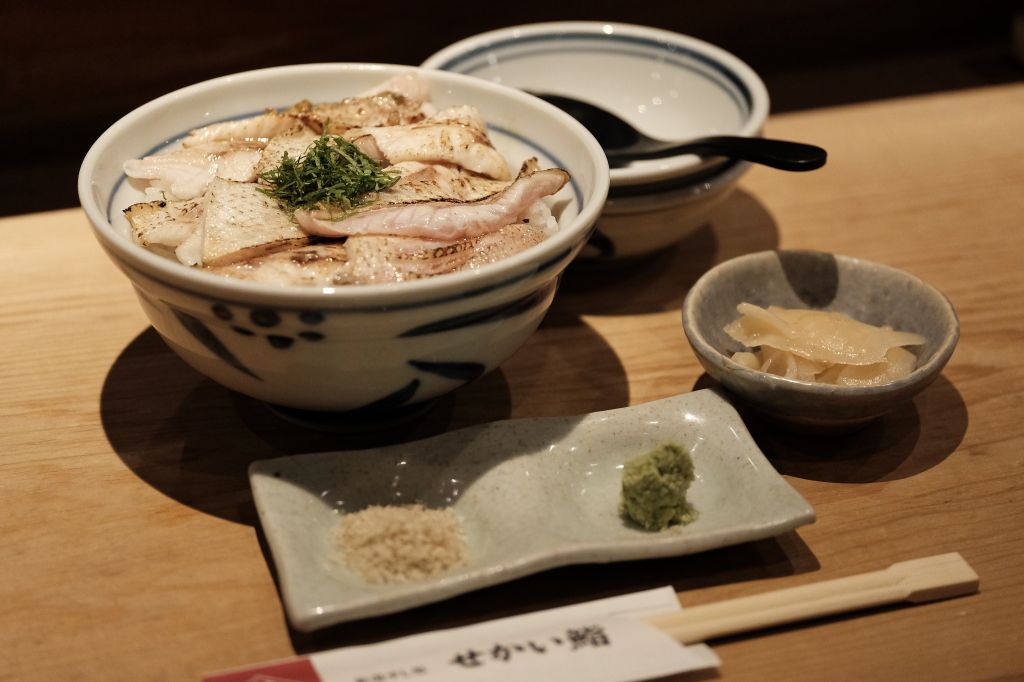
[259, 134, 399, 213]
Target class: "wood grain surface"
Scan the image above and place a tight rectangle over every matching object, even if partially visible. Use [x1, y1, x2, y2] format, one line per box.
[1, 82, 1022, 680]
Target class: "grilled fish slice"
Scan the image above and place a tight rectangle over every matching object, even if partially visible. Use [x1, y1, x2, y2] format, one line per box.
[361, 73, 432, 104]
[122, 196, 207, 265]
[375, 161, 517, 205]
[206, 223, 548, 286]
[295, 167, 569, 241]
[286, 74, 433, 134]
[346, 105, 511, 180]
[123, 141, 265, 200]
[457, 222, 550, 270]
[123, 179, 308, 267]
[181, 111, 306, 147]
[254, 128, 321, 177]
[206, 242, 352, 287]
[124, 198, 203, 249]
[288, 93, 428, 135]
[200, 178, 309, 266]
[344, 223, 549, 282]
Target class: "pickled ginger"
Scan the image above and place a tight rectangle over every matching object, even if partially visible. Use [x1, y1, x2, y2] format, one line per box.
[725, 303, 926, 386]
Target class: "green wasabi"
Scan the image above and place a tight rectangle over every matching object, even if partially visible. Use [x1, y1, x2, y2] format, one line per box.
[620, 442, 697, 531]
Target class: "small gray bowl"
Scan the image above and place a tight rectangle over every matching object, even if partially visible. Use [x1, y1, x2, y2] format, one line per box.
[682, 250, 959, 432]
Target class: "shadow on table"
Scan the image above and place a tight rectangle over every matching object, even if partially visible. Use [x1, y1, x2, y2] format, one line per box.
[545, 188, 780, 323]
[287, 529, 817, 654]
[690, 374, 968, 483]
[99, 319, 628, 524]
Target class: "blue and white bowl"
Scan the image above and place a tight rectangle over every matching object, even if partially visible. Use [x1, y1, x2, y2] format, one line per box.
[79, 64, 609, 412]
[423, 22, 769, 261]
[582, 159, 751, 260]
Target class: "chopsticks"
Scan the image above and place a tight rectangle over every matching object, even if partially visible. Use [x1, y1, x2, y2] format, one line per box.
[649, 552, 979, 644]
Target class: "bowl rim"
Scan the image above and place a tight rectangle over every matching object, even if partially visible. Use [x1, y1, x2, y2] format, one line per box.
[681, 250, 961, 395]
[77, 62, 609, 308]
[421, 21, 770, 189]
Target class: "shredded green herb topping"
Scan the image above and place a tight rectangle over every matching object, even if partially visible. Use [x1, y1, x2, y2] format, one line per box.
[259, 134, 399, 213]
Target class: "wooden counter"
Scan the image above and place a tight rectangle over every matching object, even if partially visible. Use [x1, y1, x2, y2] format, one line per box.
[1, 82, 1022, 680]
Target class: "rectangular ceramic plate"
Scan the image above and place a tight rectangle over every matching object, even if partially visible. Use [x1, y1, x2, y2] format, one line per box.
[250, 389, 815, 631]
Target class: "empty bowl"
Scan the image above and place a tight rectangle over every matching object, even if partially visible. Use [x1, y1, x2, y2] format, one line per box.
[423, 21, 770, 261]
[681, 250, 960, 431]
[422, 21, 768, 189]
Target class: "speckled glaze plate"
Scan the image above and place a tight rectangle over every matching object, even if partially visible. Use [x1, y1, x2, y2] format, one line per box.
[250, 389, 814, 631]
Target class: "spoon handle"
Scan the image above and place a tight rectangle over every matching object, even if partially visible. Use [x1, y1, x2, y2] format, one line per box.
[609, 136, 828, 171]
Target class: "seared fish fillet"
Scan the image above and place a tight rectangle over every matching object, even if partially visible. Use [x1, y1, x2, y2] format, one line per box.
[288, 93, 427, 135]
[123, 141, 265, 200]
[124, 198, 203, 249]
[254, 128, 321, 177]
[199, 178, 309, 266]
[181, 111, 306, 148]
[361, 73, 432, 104]
[206, 223, 549, 286]
[295, 167, 569, 241]
[374, 161, 519, 205]
[124, 178, 308, 267]
[286, 73, 432, 134]
[123, 197, 209, 265]
[346, 105, 511, 180]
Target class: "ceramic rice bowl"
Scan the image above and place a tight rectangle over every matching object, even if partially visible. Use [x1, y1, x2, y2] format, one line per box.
[79, 64, 609, 413]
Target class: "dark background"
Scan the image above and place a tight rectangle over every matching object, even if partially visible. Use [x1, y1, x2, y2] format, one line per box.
[2, 0, 1019, 217]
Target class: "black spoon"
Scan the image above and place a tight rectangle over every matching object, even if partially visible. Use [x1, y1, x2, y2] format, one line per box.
[532, 92, 827, 171]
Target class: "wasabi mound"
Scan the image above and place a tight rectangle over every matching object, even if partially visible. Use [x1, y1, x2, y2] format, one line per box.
[620, 442, 697, 531]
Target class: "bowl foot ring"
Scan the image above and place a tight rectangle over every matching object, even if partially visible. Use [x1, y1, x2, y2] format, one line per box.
[263, 399, 438, 433]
